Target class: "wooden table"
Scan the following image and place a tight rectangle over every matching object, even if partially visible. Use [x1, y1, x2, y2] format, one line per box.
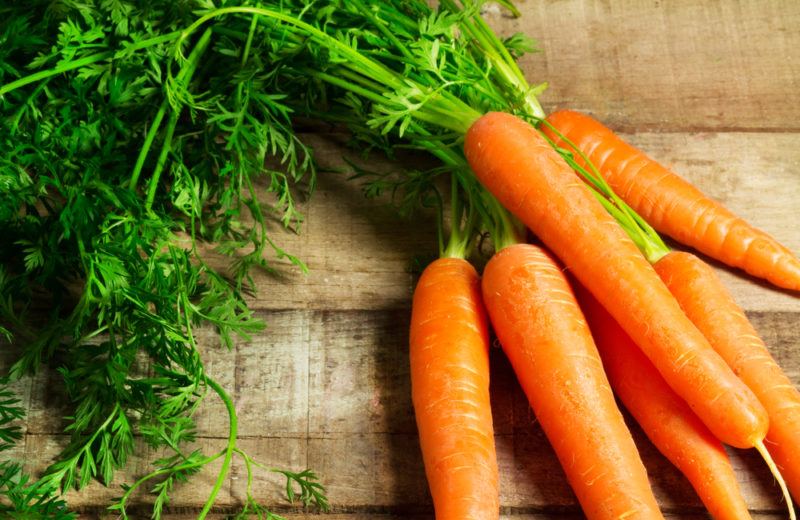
[11, 1, 800, 518]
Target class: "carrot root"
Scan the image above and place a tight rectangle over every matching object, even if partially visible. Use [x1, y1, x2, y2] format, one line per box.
[755, 439, 796, 520]
[410, 257, 499, 520]
[575, 282, 753, 520]
[654, 250, 800, 500]
[481, 243, 664, 520]
[543, 109, 800, 291]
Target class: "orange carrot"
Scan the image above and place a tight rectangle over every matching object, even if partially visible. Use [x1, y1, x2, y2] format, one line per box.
[409, 257, 498, 519]
[542, 109, 800, 291]
[654, 250, 800, 503]
[464, 111, 767, 450]
[574, 282, 752, 520]
[481, 243, 663, 520]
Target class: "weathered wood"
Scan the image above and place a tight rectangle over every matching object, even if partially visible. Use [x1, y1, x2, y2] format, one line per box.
[10, 147, 800, 513]
[488, 0, 800, 131]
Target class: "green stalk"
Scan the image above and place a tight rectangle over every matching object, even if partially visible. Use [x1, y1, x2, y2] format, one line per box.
[439, 0, 545, 119]
[9, 79, 50, 135]
[464, 2, 530, 88]
[538, 121, 670, 262]
[310, 69, 480, 134]
[241, 14, 259, 68]
[487, 195, 525, 251]
[181, 7, 403, 90]
[38, 403, 123, 491]
[182, 6, 483, 135]
[348, 0, 414, 61]
[432, 0, 670, 262]
[144, 110, 180, 209]
[401, 121, 522, 257]
[443, 172, 467, 258]
[197, 377, 238, 520]
[137, 28, 212, 202]
[370, 3, 420, 33]
[0, 52, 112, 97]
[114, 451, 224, 514]
[129, 100, 168, 190]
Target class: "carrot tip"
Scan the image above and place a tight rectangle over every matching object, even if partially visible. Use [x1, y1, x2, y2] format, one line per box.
[755, 439, 796, 520]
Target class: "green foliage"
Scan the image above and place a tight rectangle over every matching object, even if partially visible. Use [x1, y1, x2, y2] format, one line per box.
[0, 379, 75, 518]
[0, 379, 24, 450]
[0, 1, 325, 517]
[232, 0, 534, 256]
[0, 462, 76, 519]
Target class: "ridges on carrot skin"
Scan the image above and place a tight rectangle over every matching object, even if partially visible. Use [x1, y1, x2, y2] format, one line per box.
[543, 109, 800, 291]
[654, 250, 800, 511]
[481, 243, 664, 520]
[575, 283, 752, 520]
[410, 258, 499, 520]
[464, 112, 768, 450]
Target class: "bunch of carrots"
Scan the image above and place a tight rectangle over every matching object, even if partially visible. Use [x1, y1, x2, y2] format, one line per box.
[397, 5, 800, 517]
[421, 110, 800, 519]
[207, 1, 799, 518]
[180, 2, 798, 517]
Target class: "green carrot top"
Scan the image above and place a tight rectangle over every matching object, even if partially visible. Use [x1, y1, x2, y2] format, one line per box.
[179, 0, 670, 263]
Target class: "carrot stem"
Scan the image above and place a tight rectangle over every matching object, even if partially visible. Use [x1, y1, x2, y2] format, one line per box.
[197, 376, 238, 520]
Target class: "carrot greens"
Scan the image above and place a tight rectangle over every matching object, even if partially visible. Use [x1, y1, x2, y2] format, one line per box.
[0, 2, 327, 517]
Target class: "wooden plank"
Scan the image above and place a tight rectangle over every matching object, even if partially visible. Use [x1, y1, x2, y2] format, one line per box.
[202, 132, 437, 313]
[23, 435, 236, 510]
[307, 310, 416, 436]
[15, 307, 799, 514]
[79, 514, 790, 520]
[487, 0, 800, 131]
[232, 132, 800, 313]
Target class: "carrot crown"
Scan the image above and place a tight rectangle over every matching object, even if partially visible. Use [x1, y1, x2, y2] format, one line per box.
[432, 0, 671, 263]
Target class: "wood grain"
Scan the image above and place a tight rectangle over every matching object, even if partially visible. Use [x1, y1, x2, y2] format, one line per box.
[490, 0, 800, 131]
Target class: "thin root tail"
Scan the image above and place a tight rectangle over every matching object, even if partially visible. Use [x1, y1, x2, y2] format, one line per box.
[755, 438, 796, 520]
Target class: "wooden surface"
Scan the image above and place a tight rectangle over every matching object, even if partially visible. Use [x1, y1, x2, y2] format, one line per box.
[7, 0, 800, 518]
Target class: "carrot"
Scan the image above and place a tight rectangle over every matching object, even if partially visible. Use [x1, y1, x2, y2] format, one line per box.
[409, 257, 498, 520]
[464, 111, 767, 450]
[481, 243, 663, 520]
[542, 109, 800, 291]
[654, 250, 800, 504]
[574, 282, 752, 520]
